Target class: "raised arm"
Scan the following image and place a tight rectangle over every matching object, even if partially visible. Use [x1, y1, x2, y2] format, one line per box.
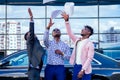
[28, 8, 34, 42]
[61, 12, 78, 42]
[43, 18, 54, 48]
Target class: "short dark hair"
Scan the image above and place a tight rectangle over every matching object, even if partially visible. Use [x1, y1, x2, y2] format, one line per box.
[24, 31, 29, 40]
[85, 25, 94, 36]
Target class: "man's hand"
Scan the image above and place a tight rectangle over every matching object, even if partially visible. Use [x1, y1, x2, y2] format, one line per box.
[28, 8, 33, 21]
[77, 70, 85, 79]
[55, 49, 64, 56]
[46, 18, 54, 30]
[61, 12, 69, 22]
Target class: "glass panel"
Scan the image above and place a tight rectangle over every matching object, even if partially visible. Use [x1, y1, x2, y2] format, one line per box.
[99, 34, 120, 59]
[102, 33, 120, 42]
[90, 34, 99, 49]
[20, 35, 26, 50]
[6, 19, 45, 34]
[0, 19, 6, 49]
[7, 6, 45, 18]
[6, 35, 22, 49]
[0, 34, 6, 49]
[100, 5, 120, 17]
[0, 5, 5, 18]
[33, 19, 45, 33]
[100, 19, 120, 33]
[0, 20, 6, 34]
[72, 6, 98, 17]
[36, 35, 44, 47]
[100, 34, 120, 48]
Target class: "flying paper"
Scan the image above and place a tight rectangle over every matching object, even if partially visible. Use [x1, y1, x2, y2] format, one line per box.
[51, 10, 62, 19]
[64, 2, 74, 16]
[43, 0, 55, 4]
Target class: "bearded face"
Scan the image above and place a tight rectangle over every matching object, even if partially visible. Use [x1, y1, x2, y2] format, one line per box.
[80, 27, 91, 37]
[54, 34, 61, 37]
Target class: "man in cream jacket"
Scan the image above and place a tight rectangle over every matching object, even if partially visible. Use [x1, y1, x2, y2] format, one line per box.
[62, 12, 94, 80]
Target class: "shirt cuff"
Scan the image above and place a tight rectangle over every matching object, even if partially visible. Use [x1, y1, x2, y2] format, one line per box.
[46, 29, 49, 32]
[65, 21, 69, 24]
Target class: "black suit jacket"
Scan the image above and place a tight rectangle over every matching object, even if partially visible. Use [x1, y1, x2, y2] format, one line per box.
[26, 22, 44, 69]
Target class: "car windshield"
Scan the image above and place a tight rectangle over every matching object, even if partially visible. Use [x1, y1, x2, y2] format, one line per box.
[9, 54, 28, 66]
[0, 50, 28, 66]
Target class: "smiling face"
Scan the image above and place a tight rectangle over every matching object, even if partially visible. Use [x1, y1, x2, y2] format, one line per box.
[52, 28, 61, 38]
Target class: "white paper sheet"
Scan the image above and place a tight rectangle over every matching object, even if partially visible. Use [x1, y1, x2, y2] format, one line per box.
[64, 2, 74, 16]
[43, 0, 55, 4]
[51, 10, 62, 19]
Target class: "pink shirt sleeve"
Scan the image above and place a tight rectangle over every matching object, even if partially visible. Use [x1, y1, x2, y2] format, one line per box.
[65, 21, 78, 42]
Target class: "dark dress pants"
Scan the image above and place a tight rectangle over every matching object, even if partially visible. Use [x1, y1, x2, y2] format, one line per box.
[72, 64, 91, 80]
[28, 67, 40, 80]
[45, 65, 65, 80]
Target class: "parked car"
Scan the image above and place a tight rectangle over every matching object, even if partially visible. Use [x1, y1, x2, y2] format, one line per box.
[0, 48, 120, 80]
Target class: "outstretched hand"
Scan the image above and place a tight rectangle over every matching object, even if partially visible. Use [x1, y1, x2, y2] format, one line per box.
[28, 8, 33, 21]
[61, 12, 69, 21]
[47, 18, 54, 29]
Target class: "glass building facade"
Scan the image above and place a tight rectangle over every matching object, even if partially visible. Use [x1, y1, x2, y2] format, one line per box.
[0, 4, 120, 59]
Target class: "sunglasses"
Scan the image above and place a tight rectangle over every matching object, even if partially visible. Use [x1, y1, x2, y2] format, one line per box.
[53, 29, 60, 32]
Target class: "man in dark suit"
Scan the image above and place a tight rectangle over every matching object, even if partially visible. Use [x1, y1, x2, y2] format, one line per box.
[24, 8, 45, 80]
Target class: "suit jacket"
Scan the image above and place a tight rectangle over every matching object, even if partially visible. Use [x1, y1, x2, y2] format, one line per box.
[27, 22, 45, 69]
[65, 22, 94, 74]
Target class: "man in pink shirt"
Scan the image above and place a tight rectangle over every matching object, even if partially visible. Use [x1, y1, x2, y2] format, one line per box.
[62, 12, 94, 80]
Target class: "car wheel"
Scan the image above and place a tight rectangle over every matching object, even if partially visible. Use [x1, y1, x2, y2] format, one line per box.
[66, 68, 72, 80]
[92, 74, 109, 80]
[110, 73, 120, 80]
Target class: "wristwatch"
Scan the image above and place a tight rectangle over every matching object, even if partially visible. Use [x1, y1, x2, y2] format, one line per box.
[81, 69, 85, 72]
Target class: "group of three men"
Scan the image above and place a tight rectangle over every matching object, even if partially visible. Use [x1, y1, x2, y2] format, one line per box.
[24, 8, 94, 80]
